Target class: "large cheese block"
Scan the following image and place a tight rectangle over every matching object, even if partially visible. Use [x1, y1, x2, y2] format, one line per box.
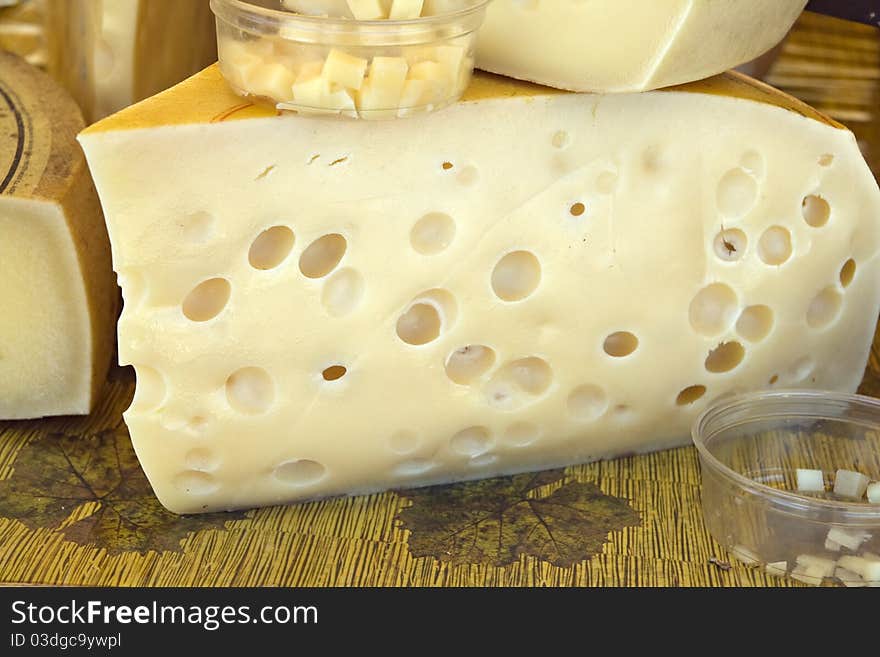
[476, 0, 807, 93]
[45, 0, 217, 122]
[79, 66, 880, 513]
[0, 0, 45, 68]
[0, 52, 117, 419]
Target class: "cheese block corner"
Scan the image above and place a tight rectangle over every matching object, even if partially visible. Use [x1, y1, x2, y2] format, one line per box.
[0, 51, 117, 419]
[476, 0, 809, 93]
[79, 66, 880, 513]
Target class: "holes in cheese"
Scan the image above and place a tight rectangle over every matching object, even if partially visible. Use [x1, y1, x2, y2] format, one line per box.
[248, 225, 296, 270]
[273, 459, 327, 487]
[182, 278, 232, 322]
[396, 289, 458, 346]
[567, 384, 609, 421]
[802, 194, 831, 228]
[714, 228, 747, 262]
[449, 426, 492, 457]
[392, 458, 436, 477]
[182, 211, 217, 243]
[569, 202, 586, 217]
[840, 259, 856, 288]
[819, 154, 834, 167]
[389, 430, 420, 454]
[445, 345, 496, 385]
[806, 287, 843, 329]
[225, 367, 275, 414]
[131, 366, 167, 412]
[551, 130, 571, 150]
[300, 234, 347, 278]
[736, 305, 774, 343]
[410, 212, 456, 254]
[322, 365, 348, 382]
[689, 284, 738, 337]
[717, 168, 758, 218]
[502, 422, 540, 448]
[758, 226, 793, 266]
[603, 332, 639, 358]
[705, 342, 746, 374]
[321, 269, 366, 317]
[185, 448, 220, 472]
[491, 251, 542, 302]
[457, 165, 480, 187]
[676, 385, 707, 406]
[485, 357, 553, 410]
[172, 471, 219, 496]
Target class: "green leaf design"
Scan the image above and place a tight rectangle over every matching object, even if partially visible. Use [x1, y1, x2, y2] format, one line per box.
[396, 470, 640, 568]
[0, 430, 246, 554]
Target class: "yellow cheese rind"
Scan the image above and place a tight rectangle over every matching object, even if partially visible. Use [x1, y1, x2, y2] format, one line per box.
[79, 65, 880, 513]
[0, 52, 117, 419]
[476, 0, 808, 93]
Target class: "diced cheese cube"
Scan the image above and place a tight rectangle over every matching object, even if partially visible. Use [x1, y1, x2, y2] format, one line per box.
[324, 86, 358, 118]
[825, 527, 870, 552]
[389, 0, 424, 19]
[730, 545, 759, 566]
[835, 567, 866, 587]
[765, 561, 787, 578]
[0, 53, 116, 419]
[346, 0, 386, 20]
[356, 57, 408, 118]
[868, 482, 880, 504]
[795, 554, 836, 578]
[282, 0, 352, 17]
[396, 78, 437, 116]
[77, 68, 880, 513]
[796, 468, 825, 493]
[322, 48, 368, 91]
[476, 0, 807, 92]
[833, 469, 870, 499]
[791, 566, 823, 586]
[292, 69, 329, 108]
[433, 44, 467, 84]
[246, 61, 298, 102]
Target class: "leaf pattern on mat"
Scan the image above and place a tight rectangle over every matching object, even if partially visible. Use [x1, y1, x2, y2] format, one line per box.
[0, 430, 245, 554]
[396, 470, 640, 567]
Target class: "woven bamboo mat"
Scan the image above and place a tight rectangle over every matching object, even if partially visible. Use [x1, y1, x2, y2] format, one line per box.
[0, 12, 878, 587]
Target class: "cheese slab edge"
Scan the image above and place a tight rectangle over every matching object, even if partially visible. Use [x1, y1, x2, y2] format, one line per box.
[79, 66, 880, 513]
[0, 52, 117, 418]
[475, 0, 808, 93]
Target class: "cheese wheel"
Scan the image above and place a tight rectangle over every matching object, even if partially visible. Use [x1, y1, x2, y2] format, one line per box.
[45, 0, 217, 122]
[79, 66, 880, 513]
[476, 0, 808, 93]
[0, 52, 117, 419]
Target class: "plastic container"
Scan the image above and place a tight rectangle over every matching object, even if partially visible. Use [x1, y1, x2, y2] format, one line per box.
[693, 390, 880, 587]
[210, 0, 490, 119]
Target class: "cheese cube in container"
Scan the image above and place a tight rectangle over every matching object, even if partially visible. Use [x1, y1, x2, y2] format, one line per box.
[78, 67, 880, 513]
[211, 0, 489, 118]
[476, 0, 808, 93]
[45, 0, 218, 122]
[0, 53, 117, 419]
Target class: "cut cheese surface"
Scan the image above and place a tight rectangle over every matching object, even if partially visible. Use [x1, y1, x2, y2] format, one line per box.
[80, 66, 880, 513]
[0, 52, 117, 419]
[476, 0, 807, 93]
[45, 0, 217, 122]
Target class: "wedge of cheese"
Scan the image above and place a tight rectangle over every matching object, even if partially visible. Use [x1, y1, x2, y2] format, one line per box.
[79, 66, 880, 513]
[45, 0, 217, 122]
[476, 0, 807, 93]
[0, 53, 117, 419]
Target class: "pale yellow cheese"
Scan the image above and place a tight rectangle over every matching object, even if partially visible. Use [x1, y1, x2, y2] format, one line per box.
[0, 52, 117, 418]
[476, 0, 808, 93]
[79, 66, 880, 513]
[0, 0, 45, 68]
[45, 0, 217, 122]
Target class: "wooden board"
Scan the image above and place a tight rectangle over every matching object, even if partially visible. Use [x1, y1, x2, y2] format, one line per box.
[0, 12, 878, 587]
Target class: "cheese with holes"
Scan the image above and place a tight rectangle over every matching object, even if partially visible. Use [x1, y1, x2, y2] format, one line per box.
[0, 0, 46, 68]
[79, 66, 880, 513]
[45, 0, 216, 122]
[0, 53, 116, 419]
[476, 0, 807, 93]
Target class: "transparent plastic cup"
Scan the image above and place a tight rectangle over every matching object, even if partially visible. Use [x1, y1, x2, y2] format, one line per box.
[210, 0, 490, 119]
[693, 390, 880, 587]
